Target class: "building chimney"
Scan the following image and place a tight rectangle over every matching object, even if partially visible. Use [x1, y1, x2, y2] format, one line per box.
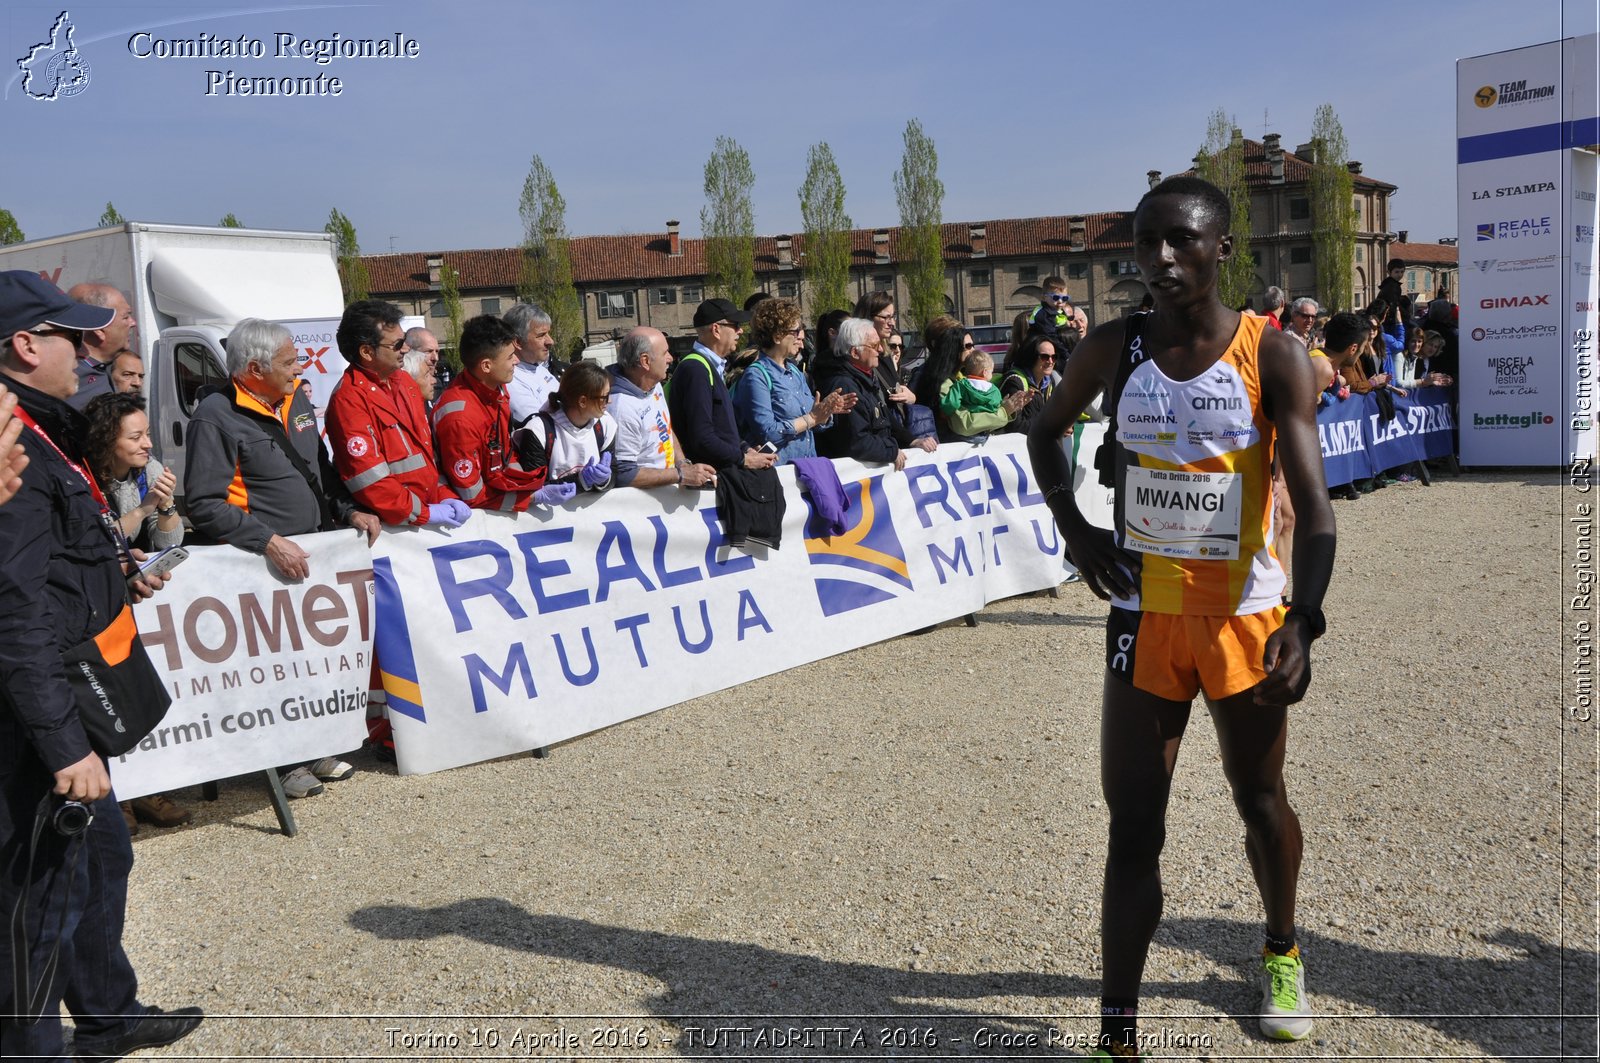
[1294, 141, 1316, 159]
[1398, 229, 1409, 244]
[1346, 160, 1363, 175]
[426, 255, 442, 289]
[666, 220, 681, 257]
[873, 229, 890, 265]
[1147, 170, 1162, 190]
[969, 224, 986, 258]
[1264, 133, 1284, 184]
[776, 234, 793, 268]
[1069, 216, 1086, 252]
[1230, 126, 1244, 147]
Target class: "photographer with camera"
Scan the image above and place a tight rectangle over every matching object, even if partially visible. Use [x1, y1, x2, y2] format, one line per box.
[0, 272, 201, 1061]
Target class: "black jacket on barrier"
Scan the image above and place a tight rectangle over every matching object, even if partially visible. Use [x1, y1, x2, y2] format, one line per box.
[0, 377, 128, 773]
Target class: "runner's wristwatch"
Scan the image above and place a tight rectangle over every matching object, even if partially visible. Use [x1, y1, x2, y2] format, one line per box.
[1285, 605, 1326, 640]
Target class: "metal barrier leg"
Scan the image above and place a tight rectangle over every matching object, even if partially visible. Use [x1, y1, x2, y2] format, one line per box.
[263, 770, 297, 837]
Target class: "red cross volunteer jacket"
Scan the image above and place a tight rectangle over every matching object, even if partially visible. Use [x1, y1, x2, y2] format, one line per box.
[432, 373, 546, 512]
[324, 363, 452, 525]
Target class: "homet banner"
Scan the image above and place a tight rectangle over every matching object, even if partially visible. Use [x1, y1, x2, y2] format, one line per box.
[370, 436, 1076, 776]
[111, 531, 375, 800]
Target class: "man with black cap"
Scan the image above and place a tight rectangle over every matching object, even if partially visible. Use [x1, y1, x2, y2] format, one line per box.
[668, 298, 778, 471]
[0, 270, 203, 1060]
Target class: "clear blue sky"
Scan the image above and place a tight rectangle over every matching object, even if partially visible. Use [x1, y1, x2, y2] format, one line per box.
[3, 0, 1594, 253]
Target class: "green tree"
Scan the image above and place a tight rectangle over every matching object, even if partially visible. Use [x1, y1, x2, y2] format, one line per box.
[324, 207, 370, 304]
[1308, 103, 1356, 311]
[219, 213, 244, 228]
[798, 142, 852, 315]
[98, 202, 125, 228]
[700, 135, 757, 305]
[0, 209, 23, 246]
[516, 155, 584, 357]
[1195, 110, 1255, 309]
[893, 119, 946, 332]
[439, 260, 464, 371]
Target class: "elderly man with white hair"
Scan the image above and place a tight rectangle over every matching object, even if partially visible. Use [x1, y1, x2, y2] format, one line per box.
[813, 317, 916, 471]
[503, 302, 558, 426]
[1282, 297, 1319, 348]
[402, 326, 440, 407]
[184, 318, 382, 796]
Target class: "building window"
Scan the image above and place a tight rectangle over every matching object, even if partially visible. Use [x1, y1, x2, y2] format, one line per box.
[1017, 266, 1039, 285]
[1250, 251, 1263, 267]
[1355, 246, 1364, 263]
[777, 280, 799, 298]
[873, 274, 893, 291]
[969, 268, 991, 286]
[597, 291, 636, 320]
[1289, 197, 1310, 220]
[1290, 246, 1312, 264]
[479, 297, 501, 316]
[972, 314, 992, 326]
[1107, 261, 1139, 276]
[1066, 263, 1087, 279]
[428, 300, 446, 318]
[652, 287, 676, 305]
[681, 285, 702, 303]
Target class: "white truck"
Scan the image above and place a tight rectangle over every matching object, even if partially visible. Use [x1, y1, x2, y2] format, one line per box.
[0, 222, 347, 493]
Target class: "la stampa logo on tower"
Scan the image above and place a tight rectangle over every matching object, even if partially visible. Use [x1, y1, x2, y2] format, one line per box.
[17, 11, 91, 101]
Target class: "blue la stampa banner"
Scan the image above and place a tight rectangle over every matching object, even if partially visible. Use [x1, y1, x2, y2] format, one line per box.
[1317, 389, 1455, 485]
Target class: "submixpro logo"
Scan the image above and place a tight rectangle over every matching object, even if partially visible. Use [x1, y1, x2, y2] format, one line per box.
[1470, 324, 1559, 342]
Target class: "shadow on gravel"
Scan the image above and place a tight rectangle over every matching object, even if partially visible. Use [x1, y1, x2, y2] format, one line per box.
[971, 608, 1103, 628]
[349, 902, 1598, 1059]
[1153, 916, 1595, 1060]
[351, 899, 1095, 1057]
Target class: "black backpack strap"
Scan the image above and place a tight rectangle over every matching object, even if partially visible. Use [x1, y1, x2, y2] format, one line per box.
[1095, 314, 1149, 489]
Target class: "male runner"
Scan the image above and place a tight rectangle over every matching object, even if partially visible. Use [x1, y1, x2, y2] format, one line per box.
[1028, 175, 1335, 1056]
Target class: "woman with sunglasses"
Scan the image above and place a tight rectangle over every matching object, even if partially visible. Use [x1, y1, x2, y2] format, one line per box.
[514, 360, 620, 495]
[732, 299, 853, 465]
[913, 324, 1030, 443]
[998, 334, 1061, 436]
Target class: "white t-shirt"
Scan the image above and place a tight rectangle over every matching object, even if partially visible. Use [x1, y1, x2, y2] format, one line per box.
[611, 381, 675, 471]
[508, 361, 559, 427]
[523, 407, 619, 482]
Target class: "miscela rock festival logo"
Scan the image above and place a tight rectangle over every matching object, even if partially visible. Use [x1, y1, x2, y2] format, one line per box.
[18, 10, 91, 101]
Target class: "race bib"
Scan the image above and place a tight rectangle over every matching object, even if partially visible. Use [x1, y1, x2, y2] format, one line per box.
[1122, 466, 1242, 559]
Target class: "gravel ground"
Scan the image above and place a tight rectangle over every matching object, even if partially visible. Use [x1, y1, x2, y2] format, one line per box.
[102, 470, 1594, 1062]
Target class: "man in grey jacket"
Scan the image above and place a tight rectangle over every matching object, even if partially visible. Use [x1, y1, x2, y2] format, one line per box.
[185, 318, 380, 578]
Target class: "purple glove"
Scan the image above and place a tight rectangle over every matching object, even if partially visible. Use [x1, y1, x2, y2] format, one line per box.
[533, 482, 577, 507]
[425, 499, 470, 527]
[578, 453, 613, 489]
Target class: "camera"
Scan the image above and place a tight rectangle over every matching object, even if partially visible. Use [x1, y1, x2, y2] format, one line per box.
[51, 798, 93, 838]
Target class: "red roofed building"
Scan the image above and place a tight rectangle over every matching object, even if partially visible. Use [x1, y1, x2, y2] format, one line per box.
[364, 133, 1405, 354]
[1388, 239, 1459, 303]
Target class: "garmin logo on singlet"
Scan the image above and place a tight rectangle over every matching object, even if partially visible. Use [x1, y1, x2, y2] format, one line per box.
[1133, 485, 1226, 512]
[1191, 395, 1243, 411]
[1126, 412, 1176, 424]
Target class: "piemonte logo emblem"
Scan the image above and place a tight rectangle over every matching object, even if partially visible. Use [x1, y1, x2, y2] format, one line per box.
[18, 10, 91, 101]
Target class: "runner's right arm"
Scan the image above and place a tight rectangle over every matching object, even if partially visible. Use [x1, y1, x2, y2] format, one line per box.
[1027, 321, 1140, 602]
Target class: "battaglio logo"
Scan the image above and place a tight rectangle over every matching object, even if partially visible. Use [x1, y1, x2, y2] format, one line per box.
[18, 10, 91, 101]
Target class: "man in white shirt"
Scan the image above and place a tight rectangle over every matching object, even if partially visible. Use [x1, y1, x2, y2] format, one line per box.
[502, 302, 558, 426]
[608, 327, 716, 489]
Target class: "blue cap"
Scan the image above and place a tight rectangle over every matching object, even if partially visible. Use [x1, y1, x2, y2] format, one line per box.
[0, 270, 116, 337]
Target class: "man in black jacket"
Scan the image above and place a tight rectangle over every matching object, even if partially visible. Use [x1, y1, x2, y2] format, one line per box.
[0, 271, 201, 1062]
[667, 298, 776, 472]
[814, 317, 911, 470]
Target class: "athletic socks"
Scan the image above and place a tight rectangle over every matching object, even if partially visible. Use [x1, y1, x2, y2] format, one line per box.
[1099, 1000, 1138, 1049]
[1264, 928, 1297, 955]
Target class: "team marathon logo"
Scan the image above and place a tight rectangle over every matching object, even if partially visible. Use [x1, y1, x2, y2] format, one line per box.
[1473, 79, 1556, 108]
[17, 10, 91, 101]
[1475, 217, 1553, 241]
[803, 475, 913, 617]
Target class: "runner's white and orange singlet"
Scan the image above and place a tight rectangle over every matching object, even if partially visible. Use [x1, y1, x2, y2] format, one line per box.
[1110, 313, 1285, 617]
